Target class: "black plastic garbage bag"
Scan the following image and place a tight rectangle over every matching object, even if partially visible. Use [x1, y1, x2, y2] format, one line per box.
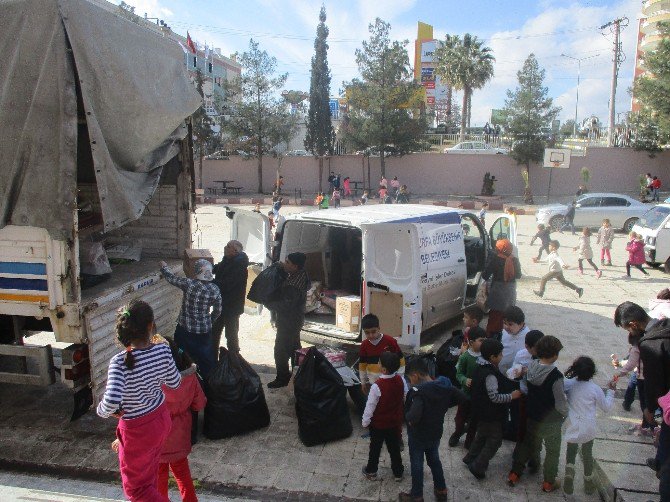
[435, 331, 465, 388]
[405, 352, 438, 379]
[294, 347, 352, 446]
[203, 348, 270, 439]
[247, 263, 285, 306]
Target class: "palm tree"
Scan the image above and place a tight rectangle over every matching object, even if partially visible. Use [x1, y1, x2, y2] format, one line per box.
[435, 34, 495, 142]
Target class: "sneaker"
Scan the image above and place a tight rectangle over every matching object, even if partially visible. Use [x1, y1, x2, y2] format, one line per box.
[577, 287, 584, 298]
[622, 402, 632, 412]
[596, 270, 602, 279]
[542, 480, 560, 492]
[394, 473, 404, 482]
[398, 493, 423, 502]
[584, 476, 595, 495]
[564, 475, 574, 495]
[448, 431, 461, 447]
[533, 290, 544, 298]
[646, 457, 659, 472]
[607, 262, 612, 266]
[361, 466, 377, 480]
[434, 488, 448, 501]
[267, 379, 289, 389]
[601, 260, 605, 265]
[622, 274, 631, 279]
[507, 471, 521, 487]
[467, 462, 485, 480]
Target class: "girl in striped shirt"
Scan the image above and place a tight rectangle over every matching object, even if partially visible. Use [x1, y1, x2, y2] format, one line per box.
[97, 300, 181, 502]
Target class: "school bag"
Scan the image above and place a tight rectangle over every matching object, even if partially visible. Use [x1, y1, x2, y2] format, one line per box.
[294, 347, 352, 446]
[203, 349, 271, 439]
[435, 331, 464, 388]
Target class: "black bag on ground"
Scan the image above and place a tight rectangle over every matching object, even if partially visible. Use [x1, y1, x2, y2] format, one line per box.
[294, 347, 352, 446]
[435, 331, 465, 388]
[203, 348, 270, 439]
[405, 351, 438, 379]
[247, 263, 285, 306]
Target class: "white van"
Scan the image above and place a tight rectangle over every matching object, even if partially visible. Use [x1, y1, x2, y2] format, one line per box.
[632, 203, 670, 268]
[227, 205, 516, 352]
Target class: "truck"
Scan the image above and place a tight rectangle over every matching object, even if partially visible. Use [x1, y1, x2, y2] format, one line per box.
[227, 204, 516, 352]
[0, 0, 201, 418]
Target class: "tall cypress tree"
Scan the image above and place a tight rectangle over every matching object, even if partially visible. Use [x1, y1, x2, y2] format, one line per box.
[305, 6, 335, 192]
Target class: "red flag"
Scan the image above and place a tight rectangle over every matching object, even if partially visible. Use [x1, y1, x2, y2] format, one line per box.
[186, 32, 196, 54]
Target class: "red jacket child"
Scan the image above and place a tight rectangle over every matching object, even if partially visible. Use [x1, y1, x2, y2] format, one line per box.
[626, 237, 646, 266]
[160, 365, 207, 463]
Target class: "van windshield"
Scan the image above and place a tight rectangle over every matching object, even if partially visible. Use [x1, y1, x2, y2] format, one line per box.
[639, 206, 670, 229]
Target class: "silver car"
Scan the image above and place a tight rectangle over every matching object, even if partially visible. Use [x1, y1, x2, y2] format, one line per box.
[536, 193, 648, 232]
[443, 141, 508, 154]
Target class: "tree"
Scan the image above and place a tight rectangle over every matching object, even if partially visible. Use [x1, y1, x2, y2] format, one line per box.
[342, 18, 427, 177]
[305, 6, 336, 192]
[192, 70, 214, 189]
[631, 22, 670, 153]
[434, 34, 495, 141]
[502, 54, 561, 203]
[559, 119, 576, 138]
[221, 39, 290, 193]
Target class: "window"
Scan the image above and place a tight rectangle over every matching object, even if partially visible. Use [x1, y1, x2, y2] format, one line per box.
[192, 56, 197, 68]
[208, 62, 213, 73]
[461, 143, 473, 150]
[601, 197, 629, 207]
[374, 230, 412, 279]
[577, 197, 601, 208]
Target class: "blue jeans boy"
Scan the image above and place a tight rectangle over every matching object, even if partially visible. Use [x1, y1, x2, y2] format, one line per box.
[407, 434, 447, 499]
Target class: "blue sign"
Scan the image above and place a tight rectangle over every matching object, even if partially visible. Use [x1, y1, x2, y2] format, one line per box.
[329, 99, 339, 119]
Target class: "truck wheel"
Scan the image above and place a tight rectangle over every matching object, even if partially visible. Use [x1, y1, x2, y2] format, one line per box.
[549, 215, 564, 231]
[623, 218, 638, 233]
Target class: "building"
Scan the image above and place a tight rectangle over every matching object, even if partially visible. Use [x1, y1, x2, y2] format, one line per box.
[632, 0, 670, 111]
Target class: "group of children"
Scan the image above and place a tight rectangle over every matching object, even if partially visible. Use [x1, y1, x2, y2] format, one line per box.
[358, 306, 618, 500]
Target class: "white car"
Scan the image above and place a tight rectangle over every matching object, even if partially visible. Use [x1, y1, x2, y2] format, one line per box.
[443, 141, 507, 154]
[286, 149, 309, 156]
[536, 193, 648, 232]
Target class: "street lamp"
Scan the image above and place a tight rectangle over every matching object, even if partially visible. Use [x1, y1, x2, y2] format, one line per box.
[560, 53, 600, 137]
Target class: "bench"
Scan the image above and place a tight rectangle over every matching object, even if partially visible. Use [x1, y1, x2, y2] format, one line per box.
[227, 187, 243, 195]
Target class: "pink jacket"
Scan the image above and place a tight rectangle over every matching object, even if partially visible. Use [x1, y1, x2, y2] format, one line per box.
[626, 239, 645, 265]
[160, 366, 207, 463]
[659, 391, 670, 426]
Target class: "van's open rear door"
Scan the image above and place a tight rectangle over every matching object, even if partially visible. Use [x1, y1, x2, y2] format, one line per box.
[488, 215, 518, 256]
[227, 207, 272, 314]
[361, 223, 422, 349]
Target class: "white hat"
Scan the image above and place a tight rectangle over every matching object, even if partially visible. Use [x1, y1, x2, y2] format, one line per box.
[194, 259, 213, 281]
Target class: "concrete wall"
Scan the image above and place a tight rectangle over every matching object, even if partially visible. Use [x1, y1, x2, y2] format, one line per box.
[201, 147, 670, 198]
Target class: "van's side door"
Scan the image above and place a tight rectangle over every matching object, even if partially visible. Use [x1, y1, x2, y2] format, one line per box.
[227, 207, 272, 268]
[361, 223, 422, 350]
[488, 215, 518, 256]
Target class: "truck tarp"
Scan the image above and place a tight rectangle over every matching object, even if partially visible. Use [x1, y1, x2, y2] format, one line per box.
[0, 0, 201, 240]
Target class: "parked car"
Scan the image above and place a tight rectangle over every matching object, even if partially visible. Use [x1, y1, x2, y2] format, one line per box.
[286, 149, 309, 156]
[443, 141, 507, 154]
[633, 204, 670, 267]
[205, 150, 229, 160]
[536, 193, 647, 232]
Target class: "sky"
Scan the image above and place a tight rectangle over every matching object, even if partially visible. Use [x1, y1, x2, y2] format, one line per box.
[115, 0, 642, 127]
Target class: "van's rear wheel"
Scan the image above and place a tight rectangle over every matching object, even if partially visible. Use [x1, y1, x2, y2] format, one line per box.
[623, 218, 638, 233]
[549, 215, 564, 231]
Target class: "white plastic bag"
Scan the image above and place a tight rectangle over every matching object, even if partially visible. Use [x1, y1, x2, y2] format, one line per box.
[80, 241, 112, 275]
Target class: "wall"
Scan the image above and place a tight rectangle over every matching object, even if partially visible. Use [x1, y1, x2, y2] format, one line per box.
[201, 147, 670, 198]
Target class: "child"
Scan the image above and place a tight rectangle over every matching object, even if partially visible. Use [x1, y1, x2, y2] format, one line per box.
[399, 358, 467, 501]
[331, 187, 341, 208]
[390, 175, 401, 196]
[396, 185, 410, 204]
[362, 352, 406, 482]
[596, 218, 614, 266]
[436, 306, 484, 387]
[361, 190, 369, 205]
[574, 227, 601, 278]
[314, 192, 324, 208]
[560, 201, 576, 235]
[625, 231, 649, 278]
[161, 259, 222, 380]
[562, 356, 616, 495]
[157, 337, 207, 501]
[505, 206, 518, 226]
[530, 224, 551, 262]
[449, 326, 487, 448]
[499, 306, 531, 375]
[533, 240, 583, 298]
[98, 300, 181, 502]
[464, 339, 522, 479]
[378, 185, 388, 200]
[508, 335, 568, 492]
[479, 202, 489, 226]
[343, 176, 352, 198]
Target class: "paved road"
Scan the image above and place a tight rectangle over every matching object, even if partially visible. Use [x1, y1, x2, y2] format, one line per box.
[0, 471, 255, 501]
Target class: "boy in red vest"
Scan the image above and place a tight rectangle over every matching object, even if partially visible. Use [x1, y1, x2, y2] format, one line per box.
[362, 351, 407, 481]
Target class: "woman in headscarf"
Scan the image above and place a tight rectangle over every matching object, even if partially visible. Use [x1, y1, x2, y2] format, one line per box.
[482, 239, 521, 337]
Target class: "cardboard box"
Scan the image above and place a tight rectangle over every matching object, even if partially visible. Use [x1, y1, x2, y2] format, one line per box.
[183, 249, 213, 279]
[336, 295, 361, 333]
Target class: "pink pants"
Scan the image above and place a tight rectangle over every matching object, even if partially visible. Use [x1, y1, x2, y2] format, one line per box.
[600, 248, 611, 263]
[158, 457, 198, 502]
[117, 404, 172, 502]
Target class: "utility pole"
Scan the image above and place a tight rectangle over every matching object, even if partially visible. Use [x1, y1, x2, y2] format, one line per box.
[601, 17, 628, 147]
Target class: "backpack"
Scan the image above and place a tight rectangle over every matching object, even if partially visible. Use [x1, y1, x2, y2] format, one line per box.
[435, 331, 465, 388]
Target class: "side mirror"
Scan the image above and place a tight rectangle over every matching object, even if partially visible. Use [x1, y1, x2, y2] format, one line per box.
[574, 204, 581, 209]
[664, 221, 670, 229]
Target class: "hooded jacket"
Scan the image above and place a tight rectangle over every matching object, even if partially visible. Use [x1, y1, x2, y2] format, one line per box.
[213, 251, 249, 317]
[640, 318, 670, 413]
[626, 239, 645, 265]
[525, 359, 568, 423]
[160, 365, 207, 463]
[405, 376, 467, 443]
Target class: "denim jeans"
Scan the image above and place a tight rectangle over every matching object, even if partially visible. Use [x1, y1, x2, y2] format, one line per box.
[623, 372, 637, 408]
[174, 324, 216, 380]
[408, 434, 446, 497]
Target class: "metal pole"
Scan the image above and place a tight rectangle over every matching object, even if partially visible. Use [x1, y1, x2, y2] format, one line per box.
[607, 20, 620, 147]
[574, 61, 580, 137]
